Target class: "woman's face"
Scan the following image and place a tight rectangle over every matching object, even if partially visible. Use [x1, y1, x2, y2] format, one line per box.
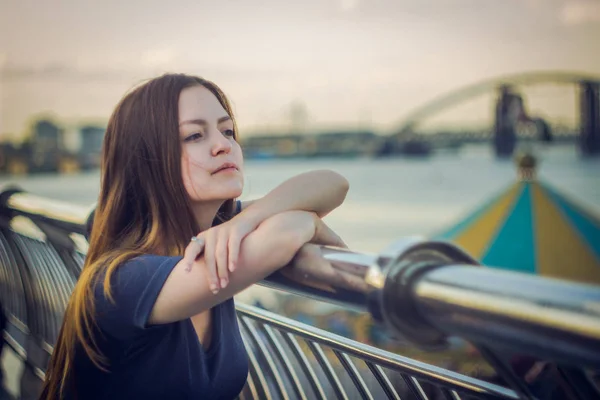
[178, 85, 244, 203]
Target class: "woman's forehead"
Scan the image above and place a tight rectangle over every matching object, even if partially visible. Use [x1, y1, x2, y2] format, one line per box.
[178, 85, 229, 123]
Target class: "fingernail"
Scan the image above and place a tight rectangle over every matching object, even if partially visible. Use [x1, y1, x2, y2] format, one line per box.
[220, 278, 228, 289]
[210, 283, 219, 294]
[229, 262, 236, 272]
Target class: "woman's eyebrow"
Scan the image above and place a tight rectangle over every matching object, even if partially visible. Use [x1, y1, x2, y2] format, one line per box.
[179, 116, 231, 126]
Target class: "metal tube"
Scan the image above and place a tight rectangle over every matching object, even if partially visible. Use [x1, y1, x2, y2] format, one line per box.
[411, 265, 600, 368]
[266, 238, 600, 369]
[259, 245, 379, 312]
[1, 189, 90, 235]
[333, 350, 374, 400]
[262, 325, 309, 400]
[364, 362, 400, 400]
[281, 331, 328, 399]
[307, 341, 349, 400]
[238, 317, 289, 400]
[238, 317, 272, 400]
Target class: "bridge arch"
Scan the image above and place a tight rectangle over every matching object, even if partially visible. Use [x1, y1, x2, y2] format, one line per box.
[395, 70, 600, 134]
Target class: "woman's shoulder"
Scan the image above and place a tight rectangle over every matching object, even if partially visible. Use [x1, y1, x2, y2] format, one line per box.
[122, 253, 181, 269]
[99, 254, 179, 283]
[92, 253, 184, 339]
[92, 254, 181, 307]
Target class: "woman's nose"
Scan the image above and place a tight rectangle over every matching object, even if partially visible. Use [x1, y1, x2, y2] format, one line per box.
[211, 130, 233, 156]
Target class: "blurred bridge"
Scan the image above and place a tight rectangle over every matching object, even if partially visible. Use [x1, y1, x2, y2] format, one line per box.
[388, 71, 600, 158]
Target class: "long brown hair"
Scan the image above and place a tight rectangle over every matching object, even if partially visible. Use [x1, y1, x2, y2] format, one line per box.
[41, 74, 239, 399]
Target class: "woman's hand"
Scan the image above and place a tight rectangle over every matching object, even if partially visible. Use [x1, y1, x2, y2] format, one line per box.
[181, 211, 345, 294]
[152, 211, 319, 325]
[182, 213, 262, 293]
[311, 216, 347, 248]
[289, 243, 370, 293]
[207, 214, 262, 292]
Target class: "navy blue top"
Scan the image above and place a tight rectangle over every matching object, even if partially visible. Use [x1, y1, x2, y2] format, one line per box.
[71, 254, 249, 399]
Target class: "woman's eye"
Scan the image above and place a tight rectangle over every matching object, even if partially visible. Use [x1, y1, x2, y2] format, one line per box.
[183, 133, 203, 142]
[223, 129, 235, 137]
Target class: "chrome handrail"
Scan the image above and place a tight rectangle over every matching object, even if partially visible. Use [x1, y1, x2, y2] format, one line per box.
[0, 186, 91, 235]
[267, 239, 600, 369]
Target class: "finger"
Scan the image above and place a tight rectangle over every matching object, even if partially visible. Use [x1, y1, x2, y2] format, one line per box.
[183, 236, 205, 272]
[204, 230, 219, 294]
[228, 231, 242, 272]
[319, 226, 344, 247]
[336, 234, 348, 248]
[215, 230, 229, 289]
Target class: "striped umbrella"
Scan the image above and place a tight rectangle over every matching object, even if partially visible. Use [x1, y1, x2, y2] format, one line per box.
[434, 153, 600, 285]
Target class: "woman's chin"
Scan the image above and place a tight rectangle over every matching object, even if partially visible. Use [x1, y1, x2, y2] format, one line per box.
[221, 184, 244, 200]
[189, 180, 243, 203]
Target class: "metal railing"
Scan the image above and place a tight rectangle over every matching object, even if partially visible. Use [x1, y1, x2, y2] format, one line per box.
[236, 303, 519, 400]
[0, 186, 599, 399]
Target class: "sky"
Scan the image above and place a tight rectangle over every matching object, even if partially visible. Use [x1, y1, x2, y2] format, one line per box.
[0, 0, 599, 138]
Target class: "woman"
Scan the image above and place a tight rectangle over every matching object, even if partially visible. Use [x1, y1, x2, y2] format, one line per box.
[41, 73, 349, 399]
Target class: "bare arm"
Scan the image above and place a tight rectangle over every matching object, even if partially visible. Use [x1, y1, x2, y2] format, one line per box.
[240, 169, 349, 220]
[149, 211, 317, 324]
[204, 170, 349, 288]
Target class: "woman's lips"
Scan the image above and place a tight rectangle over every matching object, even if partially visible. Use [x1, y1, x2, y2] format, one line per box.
[213, 166, 237, 174]
[212, 162, 239, 174]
